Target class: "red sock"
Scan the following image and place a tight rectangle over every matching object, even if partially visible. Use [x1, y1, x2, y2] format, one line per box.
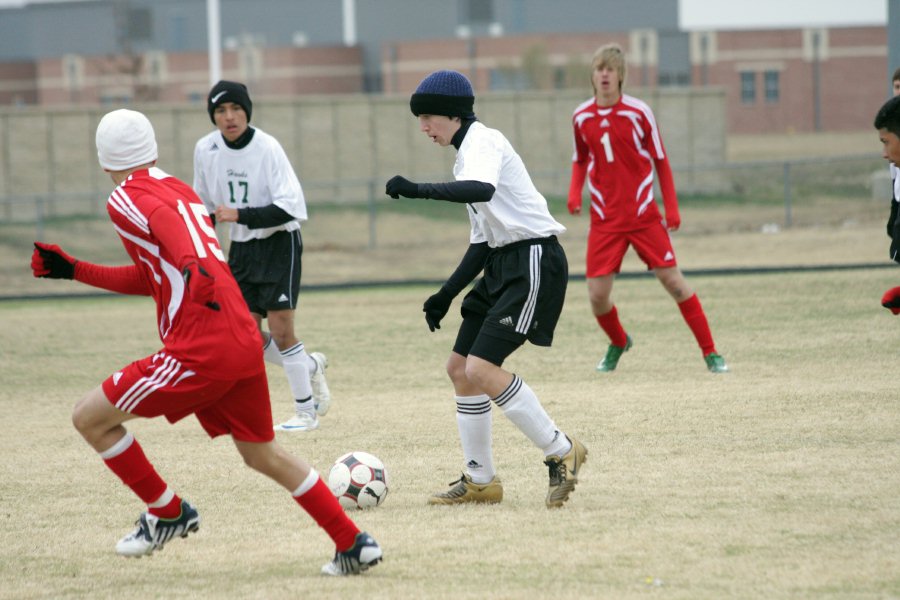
[595, 305, 628, 347]
[147, 490, 184, 519]
[678, 294, 716, 355]
[294, 475, 359, 551]
[102, 435, 180, 516]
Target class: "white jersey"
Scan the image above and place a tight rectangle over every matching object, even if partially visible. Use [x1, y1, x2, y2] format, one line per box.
[193, 127, 307, 243]
[453, 121, 565, 248]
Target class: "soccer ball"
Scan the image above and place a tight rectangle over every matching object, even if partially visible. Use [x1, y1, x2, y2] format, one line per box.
[326, 451, 389, 510]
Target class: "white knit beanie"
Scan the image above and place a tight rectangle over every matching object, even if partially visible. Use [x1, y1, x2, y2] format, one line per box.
[95, 109, 158, 171]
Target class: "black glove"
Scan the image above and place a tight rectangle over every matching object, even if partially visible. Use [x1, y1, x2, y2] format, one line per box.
[890, 223, 900, 264]
[182, 261, 220, 311]
[32, 242, 77, 279]
[423, 289, 454, 332]
[888, 200, 898, 238]
[386, 175, 419, 199]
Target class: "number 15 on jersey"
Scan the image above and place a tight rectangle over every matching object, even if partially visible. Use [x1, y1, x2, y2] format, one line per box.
[177, 199, 225, 261]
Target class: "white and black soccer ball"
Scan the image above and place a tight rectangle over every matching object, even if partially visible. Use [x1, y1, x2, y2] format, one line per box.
[327, 451, 389, 510]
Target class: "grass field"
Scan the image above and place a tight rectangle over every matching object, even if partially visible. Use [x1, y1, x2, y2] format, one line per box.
[1, 134, 896, 597]
[2, 265, 898, 599]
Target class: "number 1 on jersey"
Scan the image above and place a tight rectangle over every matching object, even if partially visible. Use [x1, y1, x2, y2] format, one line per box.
[600, 131, 614, 162]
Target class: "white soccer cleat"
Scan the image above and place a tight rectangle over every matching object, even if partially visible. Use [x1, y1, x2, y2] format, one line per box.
[116, 500, 200, 557]
[274, 412, 319, 432]
[321, 532, 383, 576]
[309, 352, 332, 416]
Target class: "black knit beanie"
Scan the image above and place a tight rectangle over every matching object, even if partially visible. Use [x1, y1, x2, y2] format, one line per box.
[207, 80, 253, 124]
[409, 70, 475, 119]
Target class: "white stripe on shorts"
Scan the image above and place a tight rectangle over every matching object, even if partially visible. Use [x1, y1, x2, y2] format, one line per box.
[515, 244, 542, 335]
[115, 353, 195, 413]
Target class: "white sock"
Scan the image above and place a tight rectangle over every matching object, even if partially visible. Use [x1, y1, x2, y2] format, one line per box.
[294, 398, 315, 417]
[98, 431, 134, 459]
[262, 332, 283, 366]
[493, 375, 570, 457]
[281, 342, 313, 410]
[291, 470, 320, 497]
[455, 394, 494, 484]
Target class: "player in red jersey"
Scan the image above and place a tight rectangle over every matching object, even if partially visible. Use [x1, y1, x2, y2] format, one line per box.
[568, 43, 728, 374]
[30, 109, 381, 575]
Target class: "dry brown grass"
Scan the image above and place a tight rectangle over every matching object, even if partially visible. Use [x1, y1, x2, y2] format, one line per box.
[0, 192, 890, 298]
[1, 261, 899, 599]
[727, 130, 877, 162]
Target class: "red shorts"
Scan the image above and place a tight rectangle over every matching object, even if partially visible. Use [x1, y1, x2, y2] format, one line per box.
[586, 221, 677, 277]
[101, 351, 274, 443]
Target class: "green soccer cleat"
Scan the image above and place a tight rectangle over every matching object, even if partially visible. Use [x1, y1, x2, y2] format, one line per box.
[596, 335, 632, 372]
[704, 352, 729, 373]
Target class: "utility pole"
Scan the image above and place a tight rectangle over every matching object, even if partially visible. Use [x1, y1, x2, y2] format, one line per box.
[207, 0, 222, 85]
[889, 0, 900, 95]
[342, 0, 357, 47]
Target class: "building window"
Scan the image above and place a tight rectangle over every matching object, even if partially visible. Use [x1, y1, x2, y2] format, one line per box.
[764, 70, 779, 103]
[100, 93, 133, 105]
[658, 71, 691, 87]
[127, 8, 153, 41]
[170, 15, 187, 51]
[465, 0, 494, 23]
[740, 71, 756, 104]
[489, 68, 528, 91]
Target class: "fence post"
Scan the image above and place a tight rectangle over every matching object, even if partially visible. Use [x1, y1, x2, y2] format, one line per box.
[368, 179, 377, 250]
[35, 196, 45, 241]
[783, 161, 793, 228]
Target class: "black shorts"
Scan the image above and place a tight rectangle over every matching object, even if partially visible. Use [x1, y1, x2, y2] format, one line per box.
[457, 236, 567, 362]
[228, 230, 302, 317]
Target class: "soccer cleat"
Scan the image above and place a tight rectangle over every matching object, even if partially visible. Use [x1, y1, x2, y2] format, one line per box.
[544, 436, 588, 508]
[115, 500, 200, 557]
[427, 473, 503, 505]
[704, 352, 729, 373]
[596, 335, 633, 372]
[321, 531, 383, 576]
[309, 352, 332, 416]
[274, 412, 319, 432]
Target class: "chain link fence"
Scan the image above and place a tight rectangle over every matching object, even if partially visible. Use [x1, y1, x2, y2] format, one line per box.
[0, 153, 887, 299]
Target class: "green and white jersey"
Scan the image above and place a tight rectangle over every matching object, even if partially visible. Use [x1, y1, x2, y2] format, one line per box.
[193, 127, 307, 242]
[454, 122, 565, 248]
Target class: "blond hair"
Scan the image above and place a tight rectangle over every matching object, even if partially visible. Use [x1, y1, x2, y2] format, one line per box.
[590, 43, 627, 94]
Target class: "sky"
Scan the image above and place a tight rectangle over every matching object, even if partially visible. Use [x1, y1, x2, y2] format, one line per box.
[0, 0, 890, 29]
[678, 0, 886, 30]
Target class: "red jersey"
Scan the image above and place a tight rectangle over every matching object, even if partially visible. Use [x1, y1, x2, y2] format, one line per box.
[107, 167, 263, 379]
[569, 94, 679, 232]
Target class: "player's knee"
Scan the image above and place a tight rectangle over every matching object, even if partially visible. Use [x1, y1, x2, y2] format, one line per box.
[463, 359, 492, 390]
[269, 331, 295, 350]
[445, 359, 465, 384]
[588, 287, 612, 308]
[71, 402, 88, 435]
[71, 390, 101, 436]
[239, 442, 280, 475]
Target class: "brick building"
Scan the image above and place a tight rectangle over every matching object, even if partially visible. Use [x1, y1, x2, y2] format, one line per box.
[382, 26, 888, 134]
[0, 0, 888, 134]
[689, 27, 887, 133]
